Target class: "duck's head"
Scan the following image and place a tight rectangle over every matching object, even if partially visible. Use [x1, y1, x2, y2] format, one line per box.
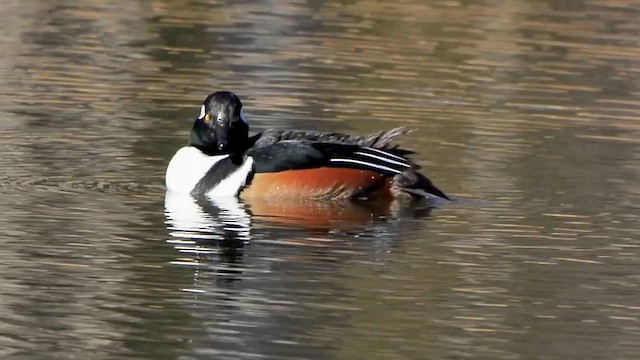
[190, 91, 249, 154]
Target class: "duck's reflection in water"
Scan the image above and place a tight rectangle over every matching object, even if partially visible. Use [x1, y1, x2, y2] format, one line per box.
[164, 192, 437, 285]
[164, 192, 249, 286]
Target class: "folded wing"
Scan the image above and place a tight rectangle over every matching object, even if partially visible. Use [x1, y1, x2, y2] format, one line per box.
[248, 141, 412, 175]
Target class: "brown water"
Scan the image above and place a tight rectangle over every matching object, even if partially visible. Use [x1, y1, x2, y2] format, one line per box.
[1, 0, 639, 359]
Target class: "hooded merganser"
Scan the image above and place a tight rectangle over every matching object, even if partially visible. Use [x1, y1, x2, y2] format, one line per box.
[166, 91, 449, 201]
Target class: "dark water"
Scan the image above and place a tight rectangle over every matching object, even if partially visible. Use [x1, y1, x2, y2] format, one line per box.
[1, 0, 640, 359]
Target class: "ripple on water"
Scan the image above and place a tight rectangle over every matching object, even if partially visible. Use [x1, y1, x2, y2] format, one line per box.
[0, 175, 165, 197]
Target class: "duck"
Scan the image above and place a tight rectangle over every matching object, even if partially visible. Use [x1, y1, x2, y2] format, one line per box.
[166, 91, 449, 201]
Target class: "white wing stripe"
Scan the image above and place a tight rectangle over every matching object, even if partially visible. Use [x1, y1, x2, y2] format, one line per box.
[363, 147, 408, 161]
[329, 158, 402, 174]
[354, 151, 411, 168]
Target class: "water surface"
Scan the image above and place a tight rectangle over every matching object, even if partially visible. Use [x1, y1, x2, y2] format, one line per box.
[1, 0, 639, 359]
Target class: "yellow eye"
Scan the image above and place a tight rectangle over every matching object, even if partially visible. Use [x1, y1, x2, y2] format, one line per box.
[204, 114, 211, 122]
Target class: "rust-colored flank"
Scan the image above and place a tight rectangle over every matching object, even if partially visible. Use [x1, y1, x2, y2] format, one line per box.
[240, 167, 392, 200]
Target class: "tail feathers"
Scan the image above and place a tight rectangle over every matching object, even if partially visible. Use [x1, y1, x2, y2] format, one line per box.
[362, 127, 412, 149]
[392, 169, 449, 201]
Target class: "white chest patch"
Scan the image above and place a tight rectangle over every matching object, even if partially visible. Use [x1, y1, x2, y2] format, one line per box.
[165, 147, 254, 198]
[166, 147, 226, 194]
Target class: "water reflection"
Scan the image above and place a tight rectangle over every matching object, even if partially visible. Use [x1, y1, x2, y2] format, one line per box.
[165, 192, 248, 281]
[164, 190, 446, 291]
[164, 191, 438, 267]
